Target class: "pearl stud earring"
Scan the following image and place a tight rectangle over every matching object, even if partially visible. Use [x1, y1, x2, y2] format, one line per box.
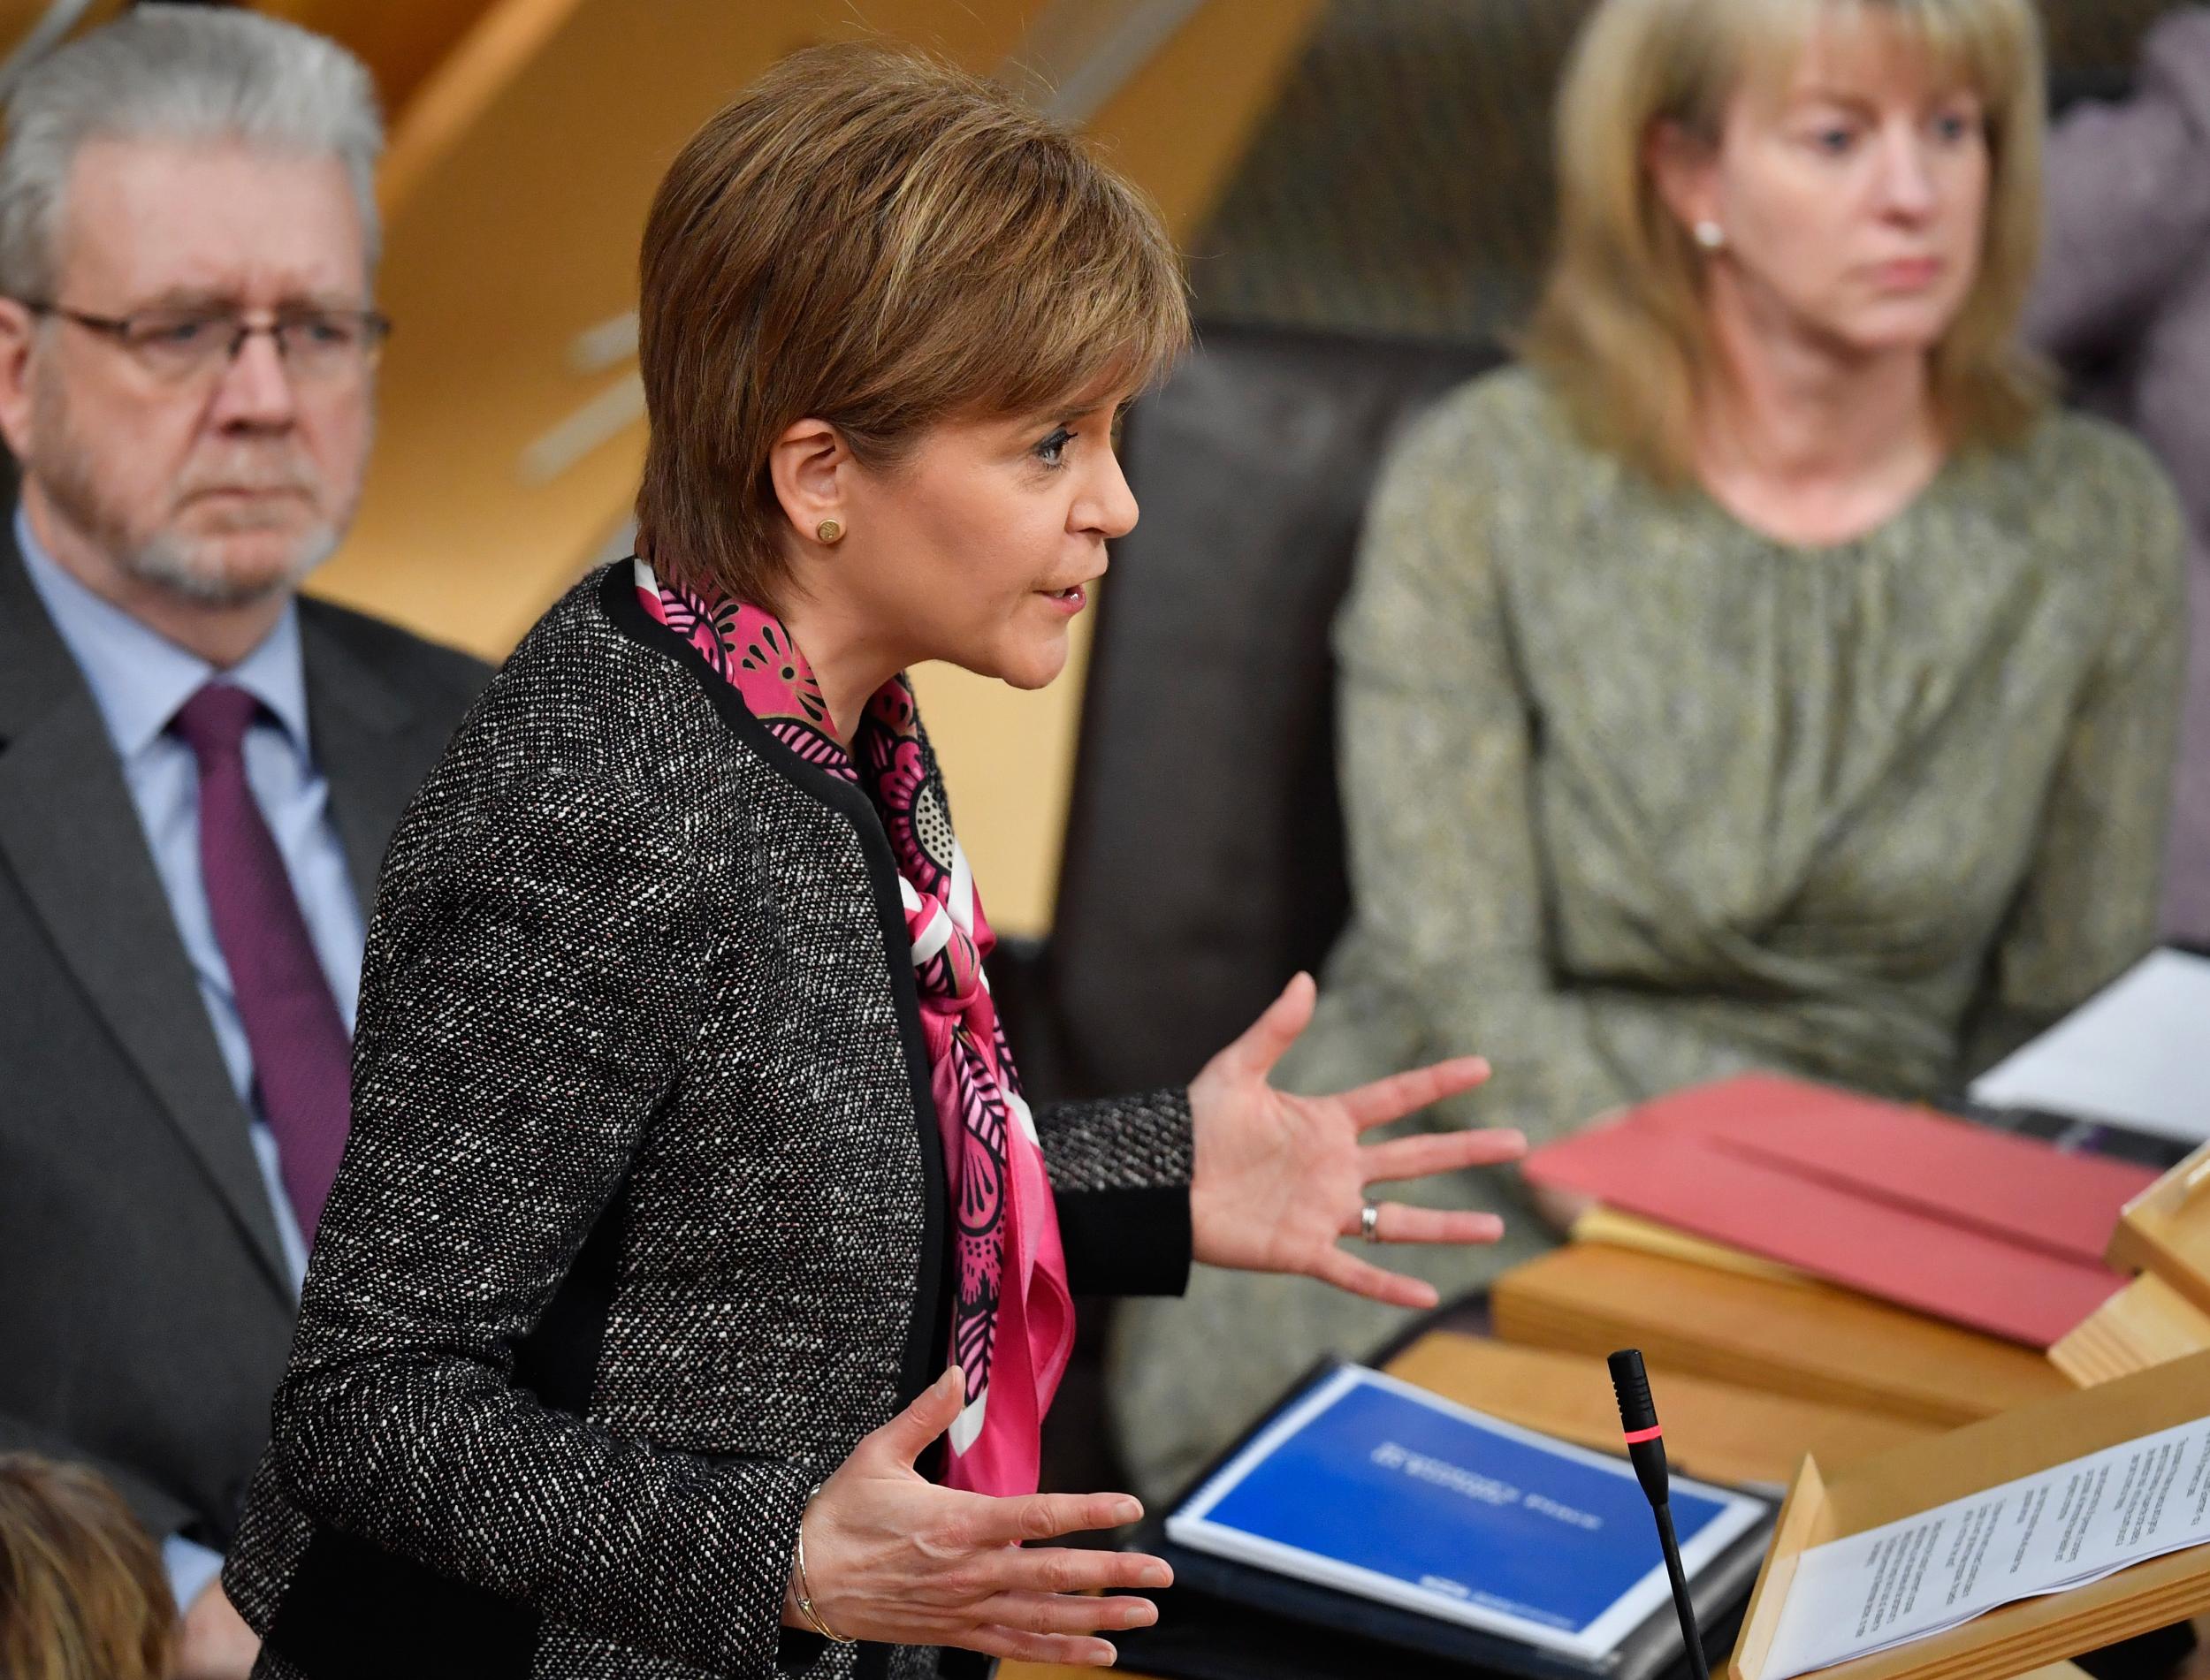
[1693, 220, 1726, 251]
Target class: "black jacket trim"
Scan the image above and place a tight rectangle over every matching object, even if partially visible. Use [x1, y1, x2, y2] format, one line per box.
[265, 1525, 537, 1678]
[1055, 1184, 1194, 1296]
[512, 1173, 629, 1413]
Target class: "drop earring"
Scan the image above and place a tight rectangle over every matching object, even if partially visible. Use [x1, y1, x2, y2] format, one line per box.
[1693, 219, 1726, 252]
[816, 518, 845, 545]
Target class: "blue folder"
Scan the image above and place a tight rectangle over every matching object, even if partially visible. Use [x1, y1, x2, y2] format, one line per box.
[1161, 1362, 1772, 1676]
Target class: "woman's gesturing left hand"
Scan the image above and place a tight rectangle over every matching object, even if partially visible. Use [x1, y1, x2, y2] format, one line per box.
[1186, 972, 1524, 1308]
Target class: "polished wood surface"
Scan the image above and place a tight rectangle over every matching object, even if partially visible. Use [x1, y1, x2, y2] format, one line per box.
[2051, 1273, 2210, 1387]
[1569, 1205, 1813, 1286]
[2106, 1142, 2210, 1316]
[1382, 1332, 1930, 1489]
[1492, 1243, 2073, 1427]
[261, 0, 504, 119]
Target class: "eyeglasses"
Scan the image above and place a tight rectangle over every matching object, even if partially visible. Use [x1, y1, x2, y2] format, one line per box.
[16, 300, 392, 384]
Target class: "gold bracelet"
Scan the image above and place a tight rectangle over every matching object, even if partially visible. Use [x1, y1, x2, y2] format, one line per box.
[794, 1484, 857, 1645]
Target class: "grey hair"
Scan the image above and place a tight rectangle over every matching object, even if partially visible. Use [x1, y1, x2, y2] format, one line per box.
[0, 4, 384, 300]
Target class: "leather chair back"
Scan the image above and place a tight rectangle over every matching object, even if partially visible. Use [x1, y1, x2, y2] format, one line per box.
[1011, 323, 1501, 1098]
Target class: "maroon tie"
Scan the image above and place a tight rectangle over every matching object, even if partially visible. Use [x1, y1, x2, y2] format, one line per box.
[170, 682, 352, 1246]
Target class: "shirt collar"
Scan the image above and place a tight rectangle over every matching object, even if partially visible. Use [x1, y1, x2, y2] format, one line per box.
[15, 502, 310, 760]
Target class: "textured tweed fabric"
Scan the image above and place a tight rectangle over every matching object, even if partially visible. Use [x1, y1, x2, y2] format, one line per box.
[1112, 365, 2183, 1503]
[224, 564, 1192, 1680]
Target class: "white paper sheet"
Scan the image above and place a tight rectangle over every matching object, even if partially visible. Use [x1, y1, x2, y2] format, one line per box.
[1757, 1415, 2210, 1680]
[1970, 949, 2210, 1143]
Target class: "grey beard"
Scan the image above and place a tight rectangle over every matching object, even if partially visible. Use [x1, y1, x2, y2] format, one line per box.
[26, 358, 356, 612]
[121, 521, 341, 607]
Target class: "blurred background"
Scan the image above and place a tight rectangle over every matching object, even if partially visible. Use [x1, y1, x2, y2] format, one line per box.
[0, 0, 2178, 936]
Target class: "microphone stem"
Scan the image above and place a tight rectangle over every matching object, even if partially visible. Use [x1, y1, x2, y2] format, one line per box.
[1652, 1501, 1710, 1680]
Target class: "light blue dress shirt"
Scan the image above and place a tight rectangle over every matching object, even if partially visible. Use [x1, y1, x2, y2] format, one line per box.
[16, 507, 364, 1608]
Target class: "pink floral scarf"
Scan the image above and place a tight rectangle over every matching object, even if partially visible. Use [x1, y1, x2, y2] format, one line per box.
[632, 557, 1072, 1496]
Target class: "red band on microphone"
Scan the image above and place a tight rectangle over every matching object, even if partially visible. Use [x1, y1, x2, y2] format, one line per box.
[1621, 1425, 1664, 1445]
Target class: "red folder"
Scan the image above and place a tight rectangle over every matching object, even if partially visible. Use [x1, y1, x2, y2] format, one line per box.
[1520, 1075, 2158, 1348]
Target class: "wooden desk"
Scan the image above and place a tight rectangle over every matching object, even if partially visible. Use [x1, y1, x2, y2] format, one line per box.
[1490, 1244, 2071, 1428]
[1000, 1259, 2210, 1680]
[1002, 1328, 1936, 1680]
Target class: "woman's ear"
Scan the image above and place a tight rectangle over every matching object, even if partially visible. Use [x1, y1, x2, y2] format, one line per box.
[1645, 118, 1719, 240]
[766, 416, 849, 546]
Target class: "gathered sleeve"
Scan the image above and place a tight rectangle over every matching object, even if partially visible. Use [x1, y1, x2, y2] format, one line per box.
[1967, 447, 2187, 1069]
[1290, 398, 1622, 1148]
[248, 771, 816, 1678]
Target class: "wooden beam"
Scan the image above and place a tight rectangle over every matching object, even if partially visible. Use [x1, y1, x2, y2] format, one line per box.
[255, 0, 507, 123]
[304, 0, 1321, 933]
[305, 0, 1035, 661]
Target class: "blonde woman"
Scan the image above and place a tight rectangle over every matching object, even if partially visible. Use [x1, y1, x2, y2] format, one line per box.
[1114, 0, 2184, 1502]
[217, 43, 1524, 1680]
[0, 1456, 173, 1680]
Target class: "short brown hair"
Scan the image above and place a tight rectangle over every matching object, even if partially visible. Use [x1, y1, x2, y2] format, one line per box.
[0, 1455, 174, 1680]
[1524, 0, 2049, 484]
[635, 42, 1191, 606]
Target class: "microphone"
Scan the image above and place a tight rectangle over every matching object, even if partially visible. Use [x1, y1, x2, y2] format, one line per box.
[1608, 1349, 1710, 1680]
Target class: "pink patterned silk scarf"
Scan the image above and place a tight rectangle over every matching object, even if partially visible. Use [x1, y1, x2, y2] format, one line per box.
[632, 557, 1072, 1496]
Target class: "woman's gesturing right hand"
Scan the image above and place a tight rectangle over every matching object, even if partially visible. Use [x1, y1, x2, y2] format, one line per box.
[788, 1366, 1172, 1667]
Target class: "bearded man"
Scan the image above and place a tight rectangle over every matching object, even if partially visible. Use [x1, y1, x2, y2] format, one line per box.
[0, 10, 484, 1676]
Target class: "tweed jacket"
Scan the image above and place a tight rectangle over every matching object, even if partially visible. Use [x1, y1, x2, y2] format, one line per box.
[224, 563, 1194, 1680]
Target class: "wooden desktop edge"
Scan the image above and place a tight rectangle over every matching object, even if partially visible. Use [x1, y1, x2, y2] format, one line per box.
[2107, 1140, 2210, 1319]
[1731, 1454, 1828, 1680]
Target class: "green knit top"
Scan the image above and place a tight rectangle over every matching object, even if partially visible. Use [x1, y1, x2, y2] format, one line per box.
[1107, 366, 2187, 1506]
[1292, 366, 2185, 1139]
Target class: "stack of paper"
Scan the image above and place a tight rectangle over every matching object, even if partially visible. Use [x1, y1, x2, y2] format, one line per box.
[1520, 1075, 2155, 1347]
[1758, 1413, 2210, 1677]
[1970, 950, 2210, 1144]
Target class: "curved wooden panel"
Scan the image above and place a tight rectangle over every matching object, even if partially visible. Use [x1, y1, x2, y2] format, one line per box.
[301, 0, 1319, 932]
[257, 0, 505, 119]
[309, 0, 1036, 659]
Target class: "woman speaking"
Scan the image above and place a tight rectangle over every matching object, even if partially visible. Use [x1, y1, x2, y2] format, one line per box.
[220, 42, 1521, 1680]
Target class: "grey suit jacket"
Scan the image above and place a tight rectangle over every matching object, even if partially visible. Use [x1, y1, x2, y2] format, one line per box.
[0, 513, 489, 1551]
